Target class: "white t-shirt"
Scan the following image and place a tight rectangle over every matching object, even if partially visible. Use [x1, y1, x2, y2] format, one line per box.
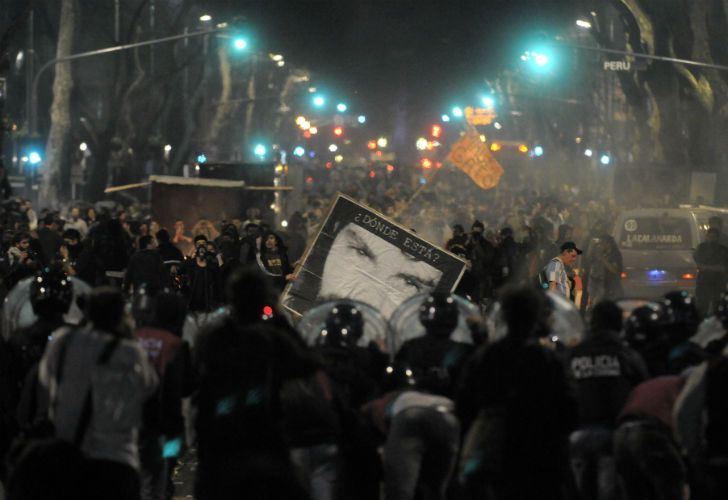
[39, 326, 158, 470]
[546, 257, 570, 300]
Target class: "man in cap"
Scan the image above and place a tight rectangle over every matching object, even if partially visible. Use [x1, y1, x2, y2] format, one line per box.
[546, 242, 582, 301]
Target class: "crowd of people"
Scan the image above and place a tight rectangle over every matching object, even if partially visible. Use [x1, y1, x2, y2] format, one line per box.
[0, 184, 724, 500]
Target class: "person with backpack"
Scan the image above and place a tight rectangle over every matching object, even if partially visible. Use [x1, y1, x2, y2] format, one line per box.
[34, 287, 158, 500]
[544, 242, 582, 301]
[135, 290, 195, 500]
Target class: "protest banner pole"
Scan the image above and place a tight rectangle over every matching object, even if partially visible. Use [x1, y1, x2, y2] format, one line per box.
[393, 167, 441, 219]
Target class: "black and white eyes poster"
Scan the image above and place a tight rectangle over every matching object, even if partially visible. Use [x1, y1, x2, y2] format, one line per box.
[282, 194, 467, 319]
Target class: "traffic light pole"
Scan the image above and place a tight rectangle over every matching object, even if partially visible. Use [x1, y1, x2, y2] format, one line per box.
[568, 43, 728, 73]
[29, 26, 228, 136]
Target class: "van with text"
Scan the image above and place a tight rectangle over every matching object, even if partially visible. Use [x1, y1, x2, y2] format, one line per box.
[613, 207, 728, 299]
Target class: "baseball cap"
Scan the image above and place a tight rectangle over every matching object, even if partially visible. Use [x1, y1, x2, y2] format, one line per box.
[560, 241, 583, 255]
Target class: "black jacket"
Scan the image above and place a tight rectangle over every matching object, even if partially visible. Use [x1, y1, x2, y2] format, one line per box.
[396, 335, 474, 398]
[124, 249, 167, 293]
[457, 336, 577, 493]
[194, 320, 318, 462]
[566, 330, 649, 428]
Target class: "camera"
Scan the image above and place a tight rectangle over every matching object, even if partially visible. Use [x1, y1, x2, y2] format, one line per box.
[195, 244, 217, 263]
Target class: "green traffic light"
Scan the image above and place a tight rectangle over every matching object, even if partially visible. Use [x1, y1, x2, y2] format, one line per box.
[233, 38, 248, 50]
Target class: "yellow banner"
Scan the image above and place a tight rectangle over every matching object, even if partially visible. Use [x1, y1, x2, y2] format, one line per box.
[464, 106, 496, 126]
[446, 130, 504, 189]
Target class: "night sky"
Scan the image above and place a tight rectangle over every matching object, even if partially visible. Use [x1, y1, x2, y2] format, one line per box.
[204, 0, 577, 124]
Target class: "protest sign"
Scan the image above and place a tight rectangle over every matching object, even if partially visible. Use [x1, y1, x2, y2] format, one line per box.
[282, 194, 467, 319]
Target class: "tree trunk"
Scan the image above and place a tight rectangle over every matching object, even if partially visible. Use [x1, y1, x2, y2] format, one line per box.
[242, 56, 257, 149]
[205, 46, 234, 144]
[41, 0, 75, 206]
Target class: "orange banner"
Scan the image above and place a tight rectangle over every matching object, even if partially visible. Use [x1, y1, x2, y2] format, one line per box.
[446, 130, 504, 189]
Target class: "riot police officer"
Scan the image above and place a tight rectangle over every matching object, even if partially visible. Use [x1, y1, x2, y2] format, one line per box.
[395, 293, 474, 398]
[623, 303, 669, 377]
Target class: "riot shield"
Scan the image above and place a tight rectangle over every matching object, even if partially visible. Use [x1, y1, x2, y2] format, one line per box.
[2, 275, 91, 339]
[297, 299, 390, 352]
[388, 293, 479, 355]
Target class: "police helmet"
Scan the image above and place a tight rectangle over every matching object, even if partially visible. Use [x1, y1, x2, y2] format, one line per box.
[624, 304, 665, 351]
[30, 265, 74, 317]
[382, 362, 417, 392]
[419, 292, 459, 335]
[321, 302, 364, 348]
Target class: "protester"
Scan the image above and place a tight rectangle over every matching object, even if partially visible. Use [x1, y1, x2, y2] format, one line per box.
[546, 242, 582, 301]
[193, 268, 316, 500]
[255, 231, 293, 292]
[362, 364, 460, 500]
[64, 207, 89, 238]
[184, 235, 222, 313]
[123, 235, 166, 295]
[613, 375, 688, 500]
[4, 232, 38, 289]
[36, 214, 63, 266]
[135, 290, 195, 500]
[457, 286, 576, 500]
[36, 287, 158, 500]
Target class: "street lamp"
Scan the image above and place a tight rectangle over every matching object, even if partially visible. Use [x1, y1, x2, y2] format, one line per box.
[28, 151, 42, 165]
[451, 107, 464, 118]
[576, 19, 592, 29]
[336, 103, 348, 112]
[233, 37, 248, 50]
[313, 95, 325, 107]
[199, 14, 212, 22]
[30, 26, 228, 135]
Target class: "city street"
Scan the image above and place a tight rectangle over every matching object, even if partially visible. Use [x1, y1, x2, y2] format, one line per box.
[2, 2, 728, 500]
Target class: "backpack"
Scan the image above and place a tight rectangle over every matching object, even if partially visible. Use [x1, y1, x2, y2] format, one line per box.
[6, 332, 120, 489]
[535, 258, 557, 290]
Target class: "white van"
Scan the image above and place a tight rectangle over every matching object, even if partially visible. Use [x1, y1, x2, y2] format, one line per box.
[612, 206, 728, 299]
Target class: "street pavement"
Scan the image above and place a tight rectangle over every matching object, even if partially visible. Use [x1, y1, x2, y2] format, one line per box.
[172, 448, 197, 499]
